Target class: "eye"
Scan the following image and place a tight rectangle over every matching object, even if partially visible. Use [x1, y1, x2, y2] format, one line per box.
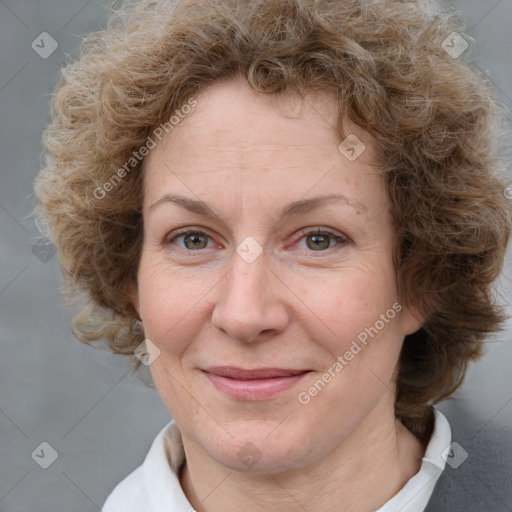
[293, 227, 349, 253]
[165, 228, 215, 251]
[164, 226, 350, 255]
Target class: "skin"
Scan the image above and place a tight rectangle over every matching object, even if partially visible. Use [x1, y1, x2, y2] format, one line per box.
[130, 75, 426, 512]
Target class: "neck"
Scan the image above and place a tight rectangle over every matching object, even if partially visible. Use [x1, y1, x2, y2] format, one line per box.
[179, 396, 425, 512]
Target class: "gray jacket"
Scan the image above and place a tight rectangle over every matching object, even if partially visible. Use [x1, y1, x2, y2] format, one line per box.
[424, 401, 512, 511]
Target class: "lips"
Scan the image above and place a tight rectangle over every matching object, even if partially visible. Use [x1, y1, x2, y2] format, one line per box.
[202, 366, 312, 400]
[204, 366, 308, 379]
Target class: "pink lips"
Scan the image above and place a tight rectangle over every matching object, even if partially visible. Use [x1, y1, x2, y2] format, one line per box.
[202, 366, 311, 400]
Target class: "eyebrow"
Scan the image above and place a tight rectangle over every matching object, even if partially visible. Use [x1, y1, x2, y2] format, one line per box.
[148, 193, 366, 220]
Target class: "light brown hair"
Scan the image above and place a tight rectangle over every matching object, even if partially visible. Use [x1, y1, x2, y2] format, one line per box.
[34, 0, 512, 443]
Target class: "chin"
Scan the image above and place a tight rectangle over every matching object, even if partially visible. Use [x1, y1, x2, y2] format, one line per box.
[196, 419, 313, 474]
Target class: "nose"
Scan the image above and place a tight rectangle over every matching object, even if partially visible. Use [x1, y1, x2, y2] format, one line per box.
[211, 251, 290, 343]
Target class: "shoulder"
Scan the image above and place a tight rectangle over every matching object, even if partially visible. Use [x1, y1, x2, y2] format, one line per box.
[102, 464, 147, 512]
[425, 402, 512, 511]
[102, 420, 183, 512]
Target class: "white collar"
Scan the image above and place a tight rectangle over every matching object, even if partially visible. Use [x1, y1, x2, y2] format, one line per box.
[376, 407, 451, 511]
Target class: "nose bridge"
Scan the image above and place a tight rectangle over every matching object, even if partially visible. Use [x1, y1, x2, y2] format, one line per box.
[224, 250, 271, 317]
[211, 248, 288, 342]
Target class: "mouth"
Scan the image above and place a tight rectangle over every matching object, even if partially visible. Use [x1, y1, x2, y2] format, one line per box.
[201, 366, 312, 400]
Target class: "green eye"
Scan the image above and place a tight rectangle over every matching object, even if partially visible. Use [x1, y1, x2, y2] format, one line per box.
[165, 229, 213, 251]
[295, 228, 349, 253]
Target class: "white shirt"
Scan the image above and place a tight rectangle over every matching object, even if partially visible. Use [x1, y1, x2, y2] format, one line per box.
[102, 408, 451, 512]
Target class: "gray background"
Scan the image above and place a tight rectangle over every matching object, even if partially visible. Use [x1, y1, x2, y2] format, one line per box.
[1, 1, 511, 511]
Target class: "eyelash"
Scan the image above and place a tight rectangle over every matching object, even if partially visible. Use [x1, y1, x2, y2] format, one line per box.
[293, 227, 350, 253]
[164, 226, 349, 256]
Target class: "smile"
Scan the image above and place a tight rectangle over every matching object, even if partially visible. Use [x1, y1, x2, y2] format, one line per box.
[201, 367, 312, 400]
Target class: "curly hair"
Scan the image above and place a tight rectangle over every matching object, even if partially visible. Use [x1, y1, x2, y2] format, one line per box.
[33, 0, 512, 443]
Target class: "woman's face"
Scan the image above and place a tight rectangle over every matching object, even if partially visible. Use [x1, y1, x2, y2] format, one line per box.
[131, 76, 423, 473]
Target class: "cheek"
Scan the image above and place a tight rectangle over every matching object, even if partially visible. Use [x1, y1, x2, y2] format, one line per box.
[137, 258, 208, 355]
[293, 259, 399, 346]
[325, 281, 404, 400]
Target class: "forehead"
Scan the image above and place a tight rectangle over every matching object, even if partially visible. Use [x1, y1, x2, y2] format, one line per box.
[144, 76, 372, 167]
[141, 77, 381, 215]
[179, 76, 340, 139]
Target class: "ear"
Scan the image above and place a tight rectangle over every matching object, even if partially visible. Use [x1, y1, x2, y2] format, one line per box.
[399, 302, 426, 336]
[128, 281, 141, 319]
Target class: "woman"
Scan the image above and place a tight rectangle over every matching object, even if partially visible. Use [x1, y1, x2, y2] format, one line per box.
[33, 0, 512, 510]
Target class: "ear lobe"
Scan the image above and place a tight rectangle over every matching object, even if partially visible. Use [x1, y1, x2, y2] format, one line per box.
[128, 282, 141, 319]
[400, 303, 425, 336]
